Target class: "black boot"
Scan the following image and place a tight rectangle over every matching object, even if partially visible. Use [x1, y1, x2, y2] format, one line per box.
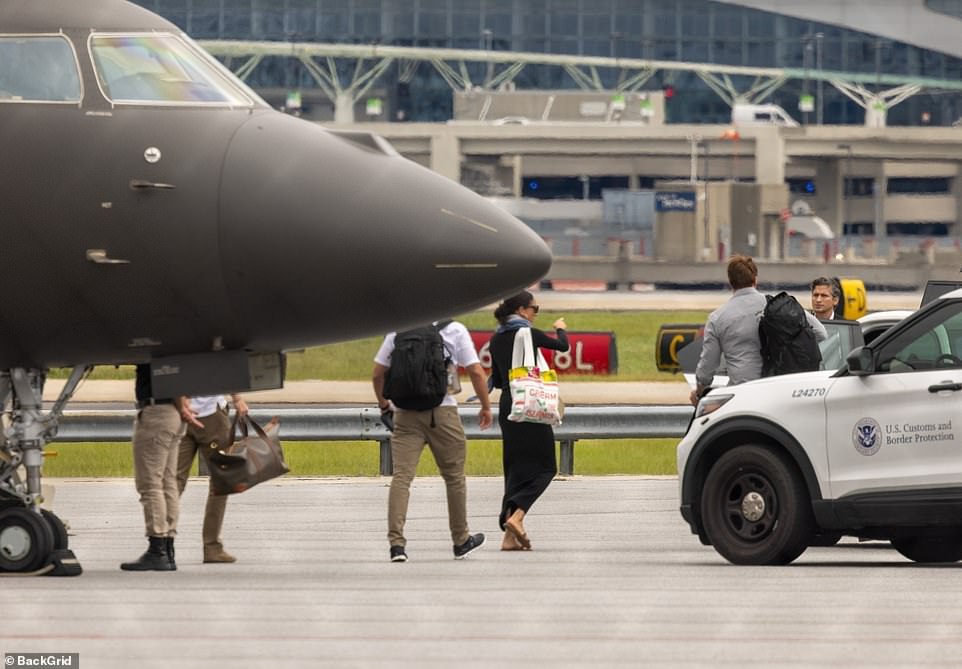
[165, 536, 177, 569]
[120, 536, 175, 572]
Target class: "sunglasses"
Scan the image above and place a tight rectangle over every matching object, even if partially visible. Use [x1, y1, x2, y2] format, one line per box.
[526, 304, 540, 313]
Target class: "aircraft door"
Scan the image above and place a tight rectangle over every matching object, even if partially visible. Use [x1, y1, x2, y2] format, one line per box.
[78, 108, 248, 357]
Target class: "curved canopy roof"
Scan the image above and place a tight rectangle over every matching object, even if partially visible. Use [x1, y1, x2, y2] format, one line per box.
[717, 0, 962, 60]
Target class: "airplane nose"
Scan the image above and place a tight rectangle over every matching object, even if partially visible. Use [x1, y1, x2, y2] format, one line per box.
[219, 113, 551, 348]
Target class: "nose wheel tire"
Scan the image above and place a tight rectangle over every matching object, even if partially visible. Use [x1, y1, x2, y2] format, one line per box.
[40, 509, 69, 551]
[0, 507, 55, 573]
[700, 445, 814, 565]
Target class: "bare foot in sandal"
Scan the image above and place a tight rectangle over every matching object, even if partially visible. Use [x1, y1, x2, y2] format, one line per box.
[501, 531, 525, 551]
[504, 509, 531, 549]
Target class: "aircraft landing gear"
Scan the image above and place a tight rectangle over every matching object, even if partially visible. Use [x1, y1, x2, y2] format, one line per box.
[0, 506, 54, 572]
[0, 366, 91, 576]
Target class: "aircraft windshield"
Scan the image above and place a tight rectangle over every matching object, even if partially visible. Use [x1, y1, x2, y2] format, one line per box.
[90, 33, 255, 106]
[0, 35, 81, 103]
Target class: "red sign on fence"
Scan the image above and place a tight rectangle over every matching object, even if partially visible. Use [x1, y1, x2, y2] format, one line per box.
[469, 331, 618, 375]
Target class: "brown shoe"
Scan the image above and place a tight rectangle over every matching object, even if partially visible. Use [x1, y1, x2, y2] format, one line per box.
[203, 547, 237, 563]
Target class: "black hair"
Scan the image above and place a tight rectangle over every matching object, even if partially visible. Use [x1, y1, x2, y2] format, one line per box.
[811, 276, 841, 299]
[494, 290, 534, 324]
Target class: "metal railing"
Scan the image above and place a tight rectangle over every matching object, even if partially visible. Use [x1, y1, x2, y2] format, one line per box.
[53, 406, 694, 476]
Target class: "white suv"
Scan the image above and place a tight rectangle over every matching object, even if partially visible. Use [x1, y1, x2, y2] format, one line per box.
[678, 288, 962, 565]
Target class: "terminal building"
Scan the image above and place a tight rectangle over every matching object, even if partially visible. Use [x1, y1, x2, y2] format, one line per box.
[132, 0, 962, 261]
[134, 0, 962, 126]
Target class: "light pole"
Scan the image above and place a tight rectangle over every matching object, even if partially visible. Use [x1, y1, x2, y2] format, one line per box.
[284, 32, 302, 115]
[687, 133, 702, 183]
[802, 34, 813, 126]
[837, 143, 853, 237]
[611, 31, 624, 59]
[481, 29, 493, 87]
[611, 31, 625, 87]
[815, 32, 824, 125]
[874, 38, 882, 89]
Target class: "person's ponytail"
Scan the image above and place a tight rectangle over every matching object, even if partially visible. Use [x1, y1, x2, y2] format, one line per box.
[494, 290, 533, 324]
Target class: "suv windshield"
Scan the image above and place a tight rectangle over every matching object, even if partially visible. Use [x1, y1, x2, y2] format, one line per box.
[90, 33, 256, 106]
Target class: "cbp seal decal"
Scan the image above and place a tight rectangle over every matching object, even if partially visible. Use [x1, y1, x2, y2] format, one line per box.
[853, 417, 881, 456]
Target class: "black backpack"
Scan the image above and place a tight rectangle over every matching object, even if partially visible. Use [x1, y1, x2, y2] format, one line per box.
[759, 292, 822, 377]
[383, 320, 452, 410]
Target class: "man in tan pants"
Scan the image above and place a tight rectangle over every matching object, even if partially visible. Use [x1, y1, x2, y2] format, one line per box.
[372, 320, 492, 563]
[176, 394, 248, 563]
[121, 364, 197, 572]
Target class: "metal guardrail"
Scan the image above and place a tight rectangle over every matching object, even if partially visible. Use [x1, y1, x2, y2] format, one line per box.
[54, 406, 694, 476]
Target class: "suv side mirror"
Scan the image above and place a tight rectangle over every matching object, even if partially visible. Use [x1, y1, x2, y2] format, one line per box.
[846, 345, 875, 375]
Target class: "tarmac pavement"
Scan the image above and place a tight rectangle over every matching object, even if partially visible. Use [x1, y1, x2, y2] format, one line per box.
[4, 477, 962, 669]
[8, 291, 941, 667]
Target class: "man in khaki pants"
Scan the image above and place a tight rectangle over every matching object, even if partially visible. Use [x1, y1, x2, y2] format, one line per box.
[372, 320, 492, 563]
[121, 364, 198, 572]
[177, 394, 248, 563]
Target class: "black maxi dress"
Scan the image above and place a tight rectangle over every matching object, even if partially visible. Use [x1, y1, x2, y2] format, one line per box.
[489, 325, 569, 529]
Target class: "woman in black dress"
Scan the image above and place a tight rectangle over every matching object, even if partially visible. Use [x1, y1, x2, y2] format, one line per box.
[489, 291, 568, 551]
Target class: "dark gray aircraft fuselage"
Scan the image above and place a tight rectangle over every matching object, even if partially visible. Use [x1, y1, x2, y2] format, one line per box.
[0, 0, 551, 373]
[0, 0, 555, 575]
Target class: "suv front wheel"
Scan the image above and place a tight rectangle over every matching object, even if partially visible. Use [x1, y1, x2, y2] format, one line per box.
[701, 445, 814, 565]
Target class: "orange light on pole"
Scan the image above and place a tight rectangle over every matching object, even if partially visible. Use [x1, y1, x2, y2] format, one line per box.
[720, 127, 741, 181]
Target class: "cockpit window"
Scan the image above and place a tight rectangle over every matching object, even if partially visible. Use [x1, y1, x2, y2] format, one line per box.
[90, 33, 255, 106]
[0, 35, 81, 103]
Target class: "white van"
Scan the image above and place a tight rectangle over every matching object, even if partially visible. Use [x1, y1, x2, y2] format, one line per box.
[731, 103, 799, 127]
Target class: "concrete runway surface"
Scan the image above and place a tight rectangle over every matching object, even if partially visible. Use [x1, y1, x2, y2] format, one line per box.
[4, 477, 962, 669]
[3, 289, 940, 668]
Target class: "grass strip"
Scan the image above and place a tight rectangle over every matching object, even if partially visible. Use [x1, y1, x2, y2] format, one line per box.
[51, 309, 709, 383]
[43, 439, 679, 477]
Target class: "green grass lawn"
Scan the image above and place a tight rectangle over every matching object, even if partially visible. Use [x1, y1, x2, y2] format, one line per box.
[44, 308, 703, 477]
[42, 438, 680, 478]
[55, 309, 708, 383]
[285, 309, 708, 381]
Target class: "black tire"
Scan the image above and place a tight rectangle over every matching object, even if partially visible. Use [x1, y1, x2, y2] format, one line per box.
[700, 445, 814, 565]
[891, 534, 962, 563]
[0, 506, 55, 572]
[40, 509, 69, 551]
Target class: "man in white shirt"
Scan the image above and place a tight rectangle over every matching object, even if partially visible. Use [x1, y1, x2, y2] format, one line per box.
[176, 393, 248, 563]
[372, 320, 492, 563]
